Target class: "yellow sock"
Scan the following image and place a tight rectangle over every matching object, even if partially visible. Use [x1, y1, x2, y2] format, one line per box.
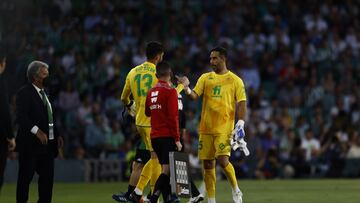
[150, 159, 161, 193]
[136, 159, 152, 191]
[204, 168, 216, 198]
[222, 163, 238, 189]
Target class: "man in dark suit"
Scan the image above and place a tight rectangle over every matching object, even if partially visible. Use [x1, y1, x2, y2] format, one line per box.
[0, 51, 16, 193]
[16, 60, 63, 203]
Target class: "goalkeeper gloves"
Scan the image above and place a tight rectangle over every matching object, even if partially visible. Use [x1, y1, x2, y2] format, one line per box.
[126, 100, 136, 117]
[230, 120, 250, 156]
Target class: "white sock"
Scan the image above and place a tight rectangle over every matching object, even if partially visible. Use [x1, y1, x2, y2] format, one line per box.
[134, 188, 143, 195]
[199, 181, 206, 195]
[208, 197, 216, 203]
[232, 186, 241, 193]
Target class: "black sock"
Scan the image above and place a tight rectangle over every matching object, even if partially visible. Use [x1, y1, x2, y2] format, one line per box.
[151, 173, 169, 203]
[126, 185, 135, 196]
[191, 180, 200, 197]
[162, 184, 172, 202]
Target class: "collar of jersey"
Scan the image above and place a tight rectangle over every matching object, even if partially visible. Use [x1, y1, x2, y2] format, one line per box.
[157, 80, 171, 87]
[144, 61, 156, 67]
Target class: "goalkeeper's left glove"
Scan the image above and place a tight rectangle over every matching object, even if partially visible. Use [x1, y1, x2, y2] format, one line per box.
[126, 100, 136, 117]
[230, 120, 250, 156]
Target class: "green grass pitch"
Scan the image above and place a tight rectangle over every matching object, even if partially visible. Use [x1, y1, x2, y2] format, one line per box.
[1, 179, 360, 203]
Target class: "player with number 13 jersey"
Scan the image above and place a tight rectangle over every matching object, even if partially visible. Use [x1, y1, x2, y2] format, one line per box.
[122, 61, 157, 129]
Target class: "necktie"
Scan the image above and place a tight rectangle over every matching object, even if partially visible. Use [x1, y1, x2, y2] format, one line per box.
[39, 90, 53, 124]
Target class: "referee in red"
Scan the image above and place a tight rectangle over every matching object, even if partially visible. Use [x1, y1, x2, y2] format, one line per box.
[145, 61, 182, 203]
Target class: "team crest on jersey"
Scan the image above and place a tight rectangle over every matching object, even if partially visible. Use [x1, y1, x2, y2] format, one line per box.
[219, 143, 225, 150]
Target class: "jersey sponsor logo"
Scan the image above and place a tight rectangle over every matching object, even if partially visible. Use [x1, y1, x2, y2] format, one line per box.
[151, 91, 159, 97]
[150, 104, 162, 110]
[212, 85, 222, 97]
[150, 90, 160, 109]
[151, 97, 157, 103]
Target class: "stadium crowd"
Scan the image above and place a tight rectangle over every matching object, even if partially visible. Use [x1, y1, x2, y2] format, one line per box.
[1, 0, 359, 179]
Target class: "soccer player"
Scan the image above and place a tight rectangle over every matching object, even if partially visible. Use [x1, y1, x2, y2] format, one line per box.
[113, 42, 164, 202]
[178, 47, 248, 203]
[145, 61, 182, 203]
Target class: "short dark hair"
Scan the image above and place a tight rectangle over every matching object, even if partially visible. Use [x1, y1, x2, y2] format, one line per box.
[156, 61, 171, 77]
[211, 46, 227, 59]
[146, 41, 164, 59]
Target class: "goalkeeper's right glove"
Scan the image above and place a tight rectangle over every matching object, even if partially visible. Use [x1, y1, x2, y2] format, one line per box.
[126, 100, 136, 117]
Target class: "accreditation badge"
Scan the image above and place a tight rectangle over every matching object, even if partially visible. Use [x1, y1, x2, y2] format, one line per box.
[49, 123, 54, 140]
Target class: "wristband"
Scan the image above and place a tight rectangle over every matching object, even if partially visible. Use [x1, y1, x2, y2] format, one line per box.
[185, 87, 192, 95]
[236, 120, 245, 128]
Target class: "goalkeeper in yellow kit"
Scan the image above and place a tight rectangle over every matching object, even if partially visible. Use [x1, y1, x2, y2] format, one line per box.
[113, 42, 165, 203]
[178, 47, 249, 203]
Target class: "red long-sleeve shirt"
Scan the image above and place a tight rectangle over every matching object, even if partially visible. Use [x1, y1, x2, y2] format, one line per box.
[145, 80, 180, 142]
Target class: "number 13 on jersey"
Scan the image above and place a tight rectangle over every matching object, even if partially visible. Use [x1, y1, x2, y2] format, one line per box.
[134, 73, 153, 96]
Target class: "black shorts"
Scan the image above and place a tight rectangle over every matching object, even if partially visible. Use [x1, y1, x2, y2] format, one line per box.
[134, 149, 151, 164]
[151, 137, 177, 164]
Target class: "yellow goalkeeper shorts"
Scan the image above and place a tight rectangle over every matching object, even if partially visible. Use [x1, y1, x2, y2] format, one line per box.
[198, 133, 231, 160]
[136, 126, 153, 151]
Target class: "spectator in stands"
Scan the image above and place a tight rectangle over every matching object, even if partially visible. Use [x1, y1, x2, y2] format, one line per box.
[85, 113, 108, 158]
[105, 121, 125, 159]
[255, 148, 281, 179]
[301, 129, 321, 162]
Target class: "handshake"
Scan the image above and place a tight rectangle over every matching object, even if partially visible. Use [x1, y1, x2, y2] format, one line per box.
[230, 120, 250, 156]
[175, 75, 191, 95]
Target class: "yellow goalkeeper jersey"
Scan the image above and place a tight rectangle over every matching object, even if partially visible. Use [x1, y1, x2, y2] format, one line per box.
[121, 61, 157, 127]
[193, 71, 246, 135]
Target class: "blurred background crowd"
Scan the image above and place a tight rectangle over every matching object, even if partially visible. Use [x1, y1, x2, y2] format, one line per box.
[1, 0, 359, 179]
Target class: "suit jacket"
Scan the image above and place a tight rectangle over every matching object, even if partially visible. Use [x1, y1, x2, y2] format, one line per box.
[0, 74, 13, 143]
[15, 83, 58, 157]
